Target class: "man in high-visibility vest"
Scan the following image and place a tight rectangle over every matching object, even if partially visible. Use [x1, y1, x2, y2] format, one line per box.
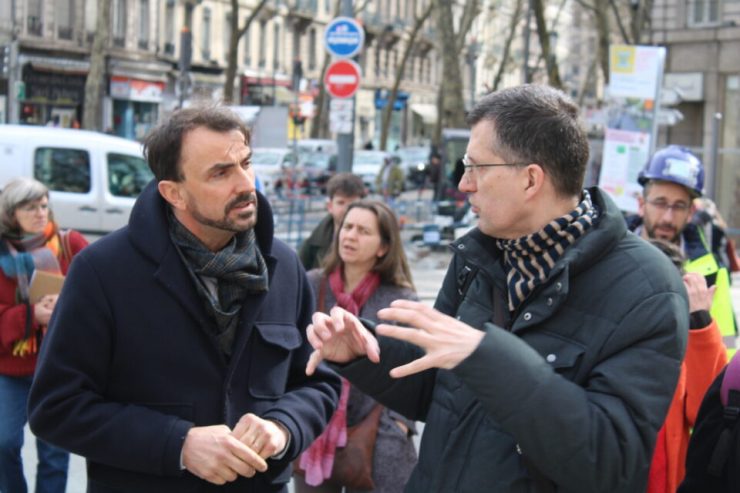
[627, 145, 737, 355]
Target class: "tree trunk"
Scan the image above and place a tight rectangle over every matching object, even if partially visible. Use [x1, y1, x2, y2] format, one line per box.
[531, 0, 562, 89]
[593, 0, 611, 84]
[492, 0, 524, 92]
[435, 0, 471, 131]
[223, 0, 269, 105]
[83, 0, 110, 131]
[379, 2, 434, 150]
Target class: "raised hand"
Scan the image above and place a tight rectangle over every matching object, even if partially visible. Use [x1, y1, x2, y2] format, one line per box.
[376, 300, 484, 379]
[305, 306, 380, 376]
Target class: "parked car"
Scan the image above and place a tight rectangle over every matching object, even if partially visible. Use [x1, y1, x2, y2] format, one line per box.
[251, 147, 296, 195]
[396, 146, 429, 189]
[297, 151, 337, 195]
[352, 150, 393, 193]
[0, 125, 153, 234]
[297, 138, 338, 155]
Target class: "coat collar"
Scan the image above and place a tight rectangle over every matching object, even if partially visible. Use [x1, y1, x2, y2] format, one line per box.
[127, 181, 277, 363]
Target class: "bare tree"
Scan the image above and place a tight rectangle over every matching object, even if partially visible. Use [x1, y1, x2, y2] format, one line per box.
[83, 0, 111, 131]
[223, 0, 270, 104]
[531, 0, 563, 88]
[490, 0, 524, 92]
[379, 1, 435, 150]
[433, 0, 481, 146]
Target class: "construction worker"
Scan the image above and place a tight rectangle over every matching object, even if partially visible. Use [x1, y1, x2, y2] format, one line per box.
[627, 145, 737, 355]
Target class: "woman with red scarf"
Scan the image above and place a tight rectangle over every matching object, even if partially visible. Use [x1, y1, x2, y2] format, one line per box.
[0, 177, 88, 493]
[295, 200, 418, 493]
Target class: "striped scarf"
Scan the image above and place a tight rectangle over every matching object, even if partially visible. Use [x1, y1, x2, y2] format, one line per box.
[169, 214, 268, 356]
[496, 190, 597, 312]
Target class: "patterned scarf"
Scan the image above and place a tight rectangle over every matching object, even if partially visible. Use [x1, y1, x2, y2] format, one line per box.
[0, 221, 64, 356]
[298, 267, 381, 486]
[496, 190, 597, 312]
[169, 214, 268, 356]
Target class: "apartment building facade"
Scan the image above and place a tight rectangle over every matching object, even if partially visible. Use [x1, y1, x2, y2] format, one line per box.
[0, 0, 440, 148]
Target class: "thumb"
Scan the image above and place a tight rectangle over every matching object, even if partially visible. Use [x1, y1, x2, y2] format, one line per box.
[708, 284, 717, 299]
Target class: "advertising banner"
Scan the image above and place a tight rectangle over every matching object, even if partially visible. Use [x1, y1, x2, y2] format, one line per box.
[598, 45, 666, 212]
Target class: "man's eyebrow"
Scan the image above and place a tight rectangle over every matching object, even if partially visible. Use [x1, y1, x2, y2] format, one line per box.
[207, 162, 234, 173]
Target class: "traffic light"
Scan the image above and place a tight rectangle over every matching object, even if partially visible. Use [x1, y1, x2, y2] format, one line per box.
[0, 45, 10, 78]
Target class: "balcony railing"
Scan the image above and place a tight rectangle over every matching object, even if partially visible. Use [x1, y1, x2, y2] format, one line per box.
[113, 36, 125, 48]
[27, 16, 43, 36]
[58, 25, 73, 40]
[138, 39, 149, 50]
[164, 42, 175, 55]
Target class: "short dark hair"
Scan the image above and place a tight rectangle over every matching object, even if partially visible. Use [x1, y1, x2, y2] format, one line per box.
[143, 105, 250, 182]
[466, 84, 589, 197]
[325, 173, 366, 199]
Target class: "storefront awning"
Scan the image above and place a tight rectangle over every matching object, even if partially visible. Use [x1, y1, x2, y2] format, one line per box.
[19, 55, 90, 74]
[411, 103, 437, 125]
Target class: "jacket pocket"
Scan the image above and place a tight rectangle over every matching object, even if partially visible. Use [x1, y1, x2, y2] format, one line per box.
[249, 323, 302, 399]
[526, 331, 586, 378]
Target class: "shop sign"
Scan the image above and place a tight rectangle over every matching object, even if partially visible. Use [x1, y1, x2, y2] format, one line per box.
[110, 76, 164, 102]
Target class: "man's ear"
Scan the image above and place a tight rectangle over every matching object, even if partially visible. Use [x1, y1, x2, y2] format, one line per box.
[637, 194, 646, 217]
[522, 164, 545, 199]
[157, 180, 186, 210]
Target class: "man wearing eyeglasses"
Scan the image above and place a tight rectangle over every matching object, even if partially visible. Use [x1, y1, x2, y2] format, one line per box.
[304, 85, 689, 492]
[628, 145, 737, 355]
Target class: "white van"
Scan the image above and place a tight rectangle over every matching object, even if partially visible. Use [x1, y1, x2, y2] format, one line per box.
[0, 125, 153, 235]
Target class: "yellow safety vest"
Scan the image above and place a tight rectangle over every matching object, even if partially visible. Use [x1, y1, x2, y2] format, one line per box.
[684, 251, 737, 358]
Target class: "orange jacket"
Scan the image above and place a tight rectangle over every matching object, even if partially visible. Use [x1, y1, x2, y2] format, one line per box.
[647, 320, 727, 493]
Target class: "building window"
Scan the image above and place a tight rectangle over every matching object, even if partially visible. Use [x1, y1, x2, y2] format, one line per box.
[56, 0, 74, 40]
[243, 28, 252, 66]
[688, 0, 721, 25]
[273, 23, 280, 71]
[308, 28, 316, 70]
[201, 7, 211, 60]
[138, 0, 149, 49]
[27, 0, 43, 36]
[258, 20, 267, 68]
[164, 0, 175, 55]
[112, 0, 127, 48]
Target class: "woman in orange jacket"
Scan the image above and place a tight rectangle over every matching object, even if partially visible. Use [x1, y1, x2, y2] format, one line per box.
[647, 240, 728, 493]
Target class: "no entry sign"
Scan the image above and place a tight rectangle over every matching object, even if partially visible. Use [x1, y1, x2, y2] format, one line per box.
[324, 60, 361, 99]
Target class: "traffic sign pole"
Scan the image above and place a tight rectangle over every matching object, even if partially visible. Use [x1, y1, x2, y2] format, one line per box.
[325, 4, 363, 174]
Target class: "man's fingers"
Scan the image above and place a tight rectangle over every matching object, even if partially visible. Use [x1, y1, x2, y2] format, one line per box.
[389, 356, 434, 379]
[376, 323, 423, 346]
[306, 349, 324, 376]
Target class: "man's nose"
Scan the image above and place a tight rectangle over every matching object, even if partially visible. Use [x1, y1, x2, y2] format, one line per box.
[458, 173, 475, 193]
[235, 165, 255, 192]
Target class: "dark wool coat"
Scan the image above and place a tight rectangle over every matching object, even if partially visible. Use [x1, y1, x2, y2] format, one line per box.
[338, 188, 689, 493]
[28, 182, 341, 493]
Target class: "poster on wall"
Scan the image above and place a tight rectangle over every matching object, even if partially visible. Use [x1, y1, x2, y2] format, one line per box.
[598, 45, 666, 213]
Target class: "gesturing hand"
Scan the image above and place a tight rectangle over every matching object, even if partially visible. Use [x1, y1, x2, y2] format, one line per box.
[683, 272, 716, 314]
[376, 300, 484, 378]
[182, 425, 267, 485]
[305, 306, 381, 376]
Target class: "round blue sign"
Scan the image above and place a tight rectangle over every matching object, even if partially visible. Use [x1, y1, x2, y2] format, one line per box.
[324, 17, 365, 59]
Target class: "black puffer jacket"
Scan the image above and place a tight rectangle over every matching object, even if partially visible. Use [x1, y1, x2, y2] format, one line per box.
[339, 187, 688, 492]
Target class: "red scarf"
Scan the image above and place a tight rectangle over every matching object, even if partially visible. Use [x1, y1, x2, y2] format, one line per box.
[298, 267, 381, 486]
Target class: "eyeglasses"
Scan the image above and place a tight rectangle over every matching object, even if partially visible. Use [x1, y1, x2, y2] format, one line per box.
[646, 199, 690, 213]
[461, 153, 528, 180]
[17, 203, 49, 213]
